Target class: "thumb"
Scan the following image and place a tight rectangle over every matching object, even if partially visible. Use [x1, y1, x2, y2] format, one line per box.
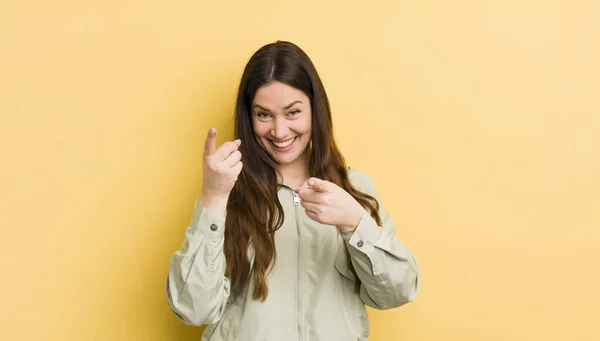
[307, 177, 327, 192]
[203, 128, 217, 157]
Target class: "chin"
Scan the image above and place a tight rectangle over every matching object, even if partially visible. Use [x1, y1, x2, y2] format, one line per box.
[272, 154, 297, 165]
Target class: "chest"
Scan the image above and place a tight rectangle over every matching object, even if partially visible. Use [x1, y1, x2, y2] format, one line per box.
[274, 189, 343, 267]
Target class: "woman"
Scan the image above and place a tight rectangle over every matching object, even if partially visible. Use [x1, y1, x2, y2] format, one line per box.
[166, 41, 420, 341]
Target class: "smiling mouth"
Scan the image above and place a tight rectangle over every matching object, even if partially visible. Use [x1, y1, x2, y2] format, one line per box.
[270, 137, 296, 148]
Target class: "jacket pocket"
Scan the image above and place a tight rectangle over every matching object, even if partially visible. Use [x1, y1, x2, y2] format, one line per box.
[334, 243, 356, 281]
[337, 280, 370, 340]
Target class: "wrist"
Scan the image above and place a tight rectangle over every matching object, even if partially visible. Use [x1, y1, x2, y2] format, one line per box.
[338, 222, 358, 234]
[338, 226, 356, 236]
[338, 206, 363, 234]
[198, 190, 230, 215]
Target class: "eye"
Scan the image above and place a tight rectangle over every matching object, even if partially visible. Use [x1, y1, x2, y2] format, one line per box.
[256, 112, 270, 119]
[288, 110, 300, 116]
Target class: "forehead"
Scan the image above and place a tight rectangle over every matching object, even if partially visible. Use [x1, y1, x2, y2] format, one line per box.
[253, 81, 309, 108]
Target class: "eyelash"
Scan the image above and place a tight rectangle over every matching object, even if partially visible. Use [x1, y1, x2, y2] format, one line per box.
[256, 110, 300, 118]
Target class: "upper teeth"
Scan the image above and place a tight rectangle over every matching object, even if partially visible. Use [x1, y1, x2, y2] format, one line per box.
[273, 137, 295, 148]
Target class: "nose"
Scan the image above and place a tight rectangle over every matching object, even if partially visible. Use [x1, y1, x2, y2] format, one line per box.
[270, 117, 289, 140]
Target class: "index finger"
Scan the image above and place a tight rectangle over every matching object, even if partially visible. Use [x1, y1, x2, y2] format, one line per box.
[296, 186, 322, 203]
[307, 177, 328, 192]
[203, 128, 217, 157]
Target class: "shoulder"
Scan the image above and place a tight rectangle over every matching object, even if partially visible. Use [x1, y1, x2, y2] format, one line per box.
[346, 165, 376, 193]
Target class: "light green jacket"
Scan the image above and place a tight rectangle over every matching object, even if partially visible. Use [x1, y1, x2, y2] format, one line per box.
[166, 168, 420, 341]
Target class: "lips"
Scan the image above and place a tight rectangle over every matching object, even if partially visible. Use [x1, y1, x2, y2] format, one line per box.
[271, 137, 296, 148]
[269, 137, 297, 153]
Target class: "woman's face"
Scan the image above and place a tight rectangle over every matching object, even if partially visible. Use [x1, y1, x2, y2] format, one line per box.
[252, 81, 312, 167]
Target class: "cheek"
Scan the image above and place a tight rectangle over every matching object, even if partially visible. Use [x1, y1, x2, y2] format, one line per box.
[302, 116, 312, 136]
[252, 121, 269, 137]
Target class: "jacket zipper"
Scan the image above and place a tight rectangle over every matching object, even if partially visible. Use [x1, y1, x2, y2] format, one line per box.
[293, 190, 302, 341]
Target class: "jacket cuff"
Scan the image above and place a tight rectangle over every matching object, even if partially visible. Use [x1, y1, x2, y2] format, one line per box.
[342, 209, 380, 255]
[190, 200, 226, 241]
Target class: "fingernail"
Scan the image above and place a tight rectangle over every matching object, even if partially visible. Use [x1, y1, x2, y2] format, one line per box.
[209, 128, 216, 135]
[308, 180, 314, 186]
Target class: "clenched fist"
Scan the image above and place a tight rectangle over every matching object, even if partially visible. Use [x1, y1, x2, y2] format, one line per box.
[198, 128, 243, 214]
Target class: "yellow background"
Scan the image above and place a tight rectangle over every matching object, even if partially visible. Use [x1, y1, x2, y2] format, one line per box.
[1, 1, 599, 340]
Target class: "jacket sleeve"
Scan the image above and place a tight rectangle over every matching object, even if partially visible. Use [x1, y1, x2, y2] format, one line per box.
[337, 172, 420, 310]
[166, 200, 231, 326]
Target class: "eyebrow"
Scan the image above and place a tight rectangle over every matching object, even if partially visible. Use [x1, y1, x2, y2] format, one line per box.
[253, 100, 303, 112]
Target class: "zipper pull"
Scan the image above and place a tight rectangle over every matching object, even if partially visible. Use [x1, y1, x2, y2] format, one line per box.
[293, 191, 300, 206]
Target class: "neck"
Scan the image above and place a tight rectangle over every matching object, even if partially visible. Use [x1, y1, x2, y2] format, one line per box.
[276, 149, 310, 189]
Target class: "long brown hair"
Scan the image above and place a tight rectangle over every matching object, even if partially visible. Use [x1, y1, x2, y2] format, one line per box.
[224, 41, 382, 301]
